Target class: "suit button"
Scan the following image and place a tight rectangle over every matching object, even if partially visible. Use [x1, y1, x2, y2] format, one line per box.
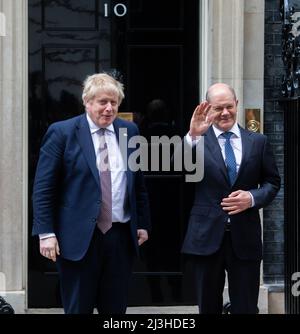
[97, 200, 101, 204]
[92, 218, 97, 222]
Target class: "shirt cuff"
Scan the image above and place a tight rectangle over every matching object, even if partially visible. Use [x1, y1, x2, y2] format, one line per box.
[185, 132, 203, 147]
[39, 233, 56, 240]
[248, 191, 255, 207]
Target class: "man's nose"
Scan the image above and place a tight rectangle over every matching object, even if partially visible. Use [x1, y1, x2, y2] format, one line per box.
[105, 102, 113, 111]
[221, 107, 230, 114]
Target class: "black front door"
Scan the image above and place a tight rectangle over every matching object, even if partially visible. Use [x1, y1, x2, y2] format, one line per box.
[28, 0, 199, 307]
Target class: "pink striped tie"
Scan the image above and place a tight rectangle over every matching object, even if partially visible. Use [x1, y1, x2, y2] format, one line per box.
[97, 128, 112, 234]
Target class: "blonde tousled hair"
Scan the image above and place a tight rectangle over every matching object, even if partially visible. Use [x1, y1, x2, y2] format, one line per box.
[82, 73, 125, 106]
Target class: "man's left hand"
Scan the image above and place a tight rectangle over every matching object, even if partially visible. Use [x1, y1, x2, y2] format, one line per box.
[137, 229, 148, 246]
[221, 190, 252, 215]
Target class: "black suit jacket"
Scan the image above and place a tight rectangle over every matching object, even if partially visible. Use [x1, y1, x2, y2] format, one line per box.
[181, 125, 280, 260]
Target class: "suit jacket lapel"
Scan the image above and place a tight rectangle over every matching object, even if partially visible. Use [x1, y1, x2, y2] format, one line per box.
[204, 126, 228, 183]
[113, 118, 120, 143]
[236, 126, 254, 179]
[113, 117, 129, 169]
[76, 114, 100, 189]
[113, 118, 133, 191]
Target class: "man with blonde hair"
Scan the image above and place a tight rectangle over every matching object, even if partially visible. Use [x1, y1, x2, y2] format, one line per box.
[32, 73, 151, 314]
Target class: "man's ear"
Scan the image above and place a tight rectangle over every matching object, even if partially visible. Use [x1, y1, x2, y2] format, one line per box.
[236, 99, 239, 107]
[85, 100, 91, 111]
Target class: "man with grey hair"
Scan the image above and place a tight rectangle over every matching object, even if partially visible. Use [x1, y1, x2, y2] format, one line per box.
[32, 73, 151, 314]
[182, 83, 280, 314]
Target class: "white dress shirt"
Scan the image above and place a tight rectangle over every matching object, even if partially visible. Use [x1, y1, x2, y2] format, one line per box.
[212, 122, 242, 174]
[87, 113, 130, 223]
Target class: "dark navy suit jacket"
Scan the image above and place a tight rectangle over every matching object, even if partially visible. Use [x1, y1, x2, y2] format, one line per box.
[181, 125, 280, 260]
[32, 114, 151, 261]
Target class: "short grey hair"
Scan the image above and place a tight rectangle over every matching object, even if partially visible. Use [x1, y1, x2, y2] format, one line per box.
[206, 83, 237, 103]
[82, 73, 125, 106]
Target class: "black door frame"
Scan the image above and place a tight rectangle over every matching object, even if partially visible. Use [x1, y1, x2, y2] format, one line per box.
[28, 0, 200, 308]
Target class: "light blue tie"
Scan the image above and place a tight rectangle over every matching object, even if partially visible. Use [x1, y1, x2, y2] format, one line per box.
[221, 132, 237, 186]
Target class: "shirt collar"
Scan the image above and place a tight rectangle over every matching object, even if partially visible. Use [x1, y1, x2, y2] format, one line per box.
[213, 122, 241, 139]
[86, 113, 115, 134]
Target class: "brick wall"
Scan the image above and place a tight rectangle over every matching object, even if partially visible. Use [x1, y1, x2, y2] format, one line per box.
[263, 0, 284, 285]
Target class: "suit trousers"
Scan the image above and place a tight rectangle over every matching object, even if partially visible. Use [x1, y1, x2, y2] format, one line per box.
[56, 223, 134, 314]
[191, 231, 261, 314]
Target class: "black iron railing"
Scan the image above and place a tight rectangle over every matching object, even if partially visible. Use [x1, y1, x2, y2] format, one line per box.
[0, 296, 14, 314]
[280, 0, 300, 314]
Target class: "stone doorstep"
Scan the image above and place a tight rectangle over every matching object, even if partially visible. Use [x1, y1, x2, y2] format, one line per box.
[26, 306, 198, 314]
[2, 286, 285, 314]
